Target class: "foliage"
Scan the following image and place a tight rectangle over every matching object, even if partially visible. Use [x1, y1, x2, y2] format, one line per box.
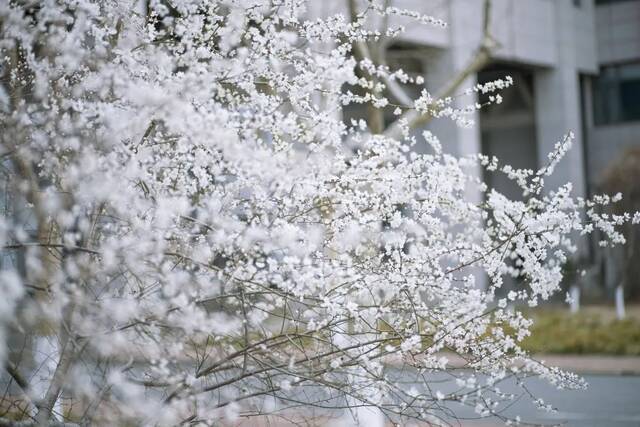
[0, 1, 636, 425]
[522, 307, 640, 355]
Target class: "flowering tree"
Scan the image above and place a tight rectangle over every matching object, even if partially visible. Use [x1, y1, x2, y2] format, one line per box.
[0, 1, 636, 426]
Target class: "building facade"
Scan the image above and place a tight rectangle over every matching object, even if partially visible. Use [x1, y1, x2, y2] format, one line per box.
[585, 0, 640, 191]
[315, 0, 640, 296]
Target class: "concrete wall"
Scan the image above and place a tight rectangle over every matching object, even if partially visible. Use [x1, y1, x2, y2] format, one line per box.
[391, 0, 598, 71]
[490, 0, 561, 68]
[313, 0, 604, 200]
[533, 0, 591, 198]
[596, 0, 640, 64]
[393, 0, 596, 199]
[584, 76, 640, 191]
[586, 0, 640, 188]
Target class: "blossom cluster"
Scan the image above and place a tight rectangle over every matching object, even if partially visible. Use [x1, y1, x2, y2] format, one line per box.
[0, 1, 632, 426]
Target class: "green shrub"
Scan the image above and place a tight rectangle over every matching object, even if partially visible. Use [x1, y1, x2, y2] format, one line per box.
[521, 308, 640, 355]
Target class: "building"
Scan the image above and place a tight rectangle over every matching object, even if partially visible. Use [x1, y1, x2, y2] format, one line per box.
[318, 0, 640, 297]
[586, 0, 640, 190]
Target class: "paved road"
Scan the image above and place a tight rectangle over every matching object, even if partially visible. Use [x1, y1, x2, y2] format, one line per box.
[240, 373, 640, 427]
[486, 374, 640, 427]
[362, 368, 640, 427]
[428, 374, 640, 427]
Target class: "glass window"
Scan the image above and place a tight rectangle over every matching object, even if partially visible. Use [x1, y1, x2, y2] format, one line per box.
[593, 62, 640, 125]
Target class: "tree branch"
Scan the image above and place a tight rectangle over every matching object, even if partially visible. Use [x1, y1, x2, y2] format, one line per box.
[384, 0, 498, 139]
[348, 0, 385, 133]
[5, 361, 29, 392]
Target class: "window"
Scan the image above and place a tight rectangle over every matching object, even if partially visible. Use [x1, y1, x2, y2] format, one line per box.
[593, 62, 640, 125]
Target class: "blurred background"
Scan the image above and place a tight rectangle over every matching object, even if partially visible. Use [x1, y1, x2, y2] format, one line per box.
[329, 0, 640, 356]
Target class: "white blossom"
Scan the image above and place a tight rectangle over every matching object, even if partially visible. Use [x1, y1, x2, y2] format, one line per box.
[0, 1, 633, 426]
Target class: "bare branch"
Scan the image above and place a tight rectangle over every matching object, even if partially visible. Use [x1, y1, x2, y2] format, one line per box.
[384, 0, 498, 139]
[5, 361, 29, 392]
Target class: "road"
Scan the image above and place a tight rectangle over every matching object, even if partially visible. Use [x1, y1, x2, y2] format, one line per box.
[479, 374, 640, 427]
[229, 368, 640, 426]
